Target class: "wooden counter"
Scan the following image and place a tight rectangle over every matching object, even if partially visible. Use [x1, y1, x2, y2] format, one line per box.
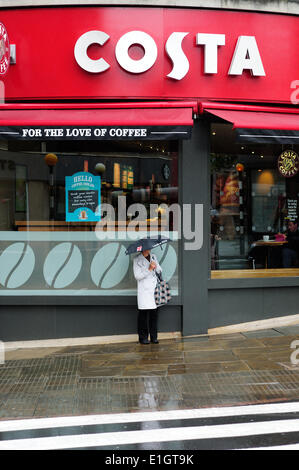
[14, 220, 168, 231]
[211, 268, 299, 279]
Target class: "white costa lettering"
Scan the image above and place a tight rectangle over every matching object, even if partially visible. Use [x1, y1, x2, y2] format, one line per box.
[166, 32, 189, 80]
[115, 31, 157, 74]
[74, 30, 110, 73]
[74, 30, 266, 79]
[228, 36, 266, 76]
[196, 33, 225, 74]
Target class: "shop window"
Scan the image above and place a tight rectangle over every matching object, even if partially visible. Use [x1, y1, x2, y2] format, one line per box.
[0, 140, 179, 296]
[210, 123, 299, 278]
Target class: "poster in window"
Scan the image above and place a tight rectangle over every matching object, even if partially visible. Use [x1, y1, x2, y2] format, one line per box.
[219, 172, 240, 214]
[65, 171, 101, 222]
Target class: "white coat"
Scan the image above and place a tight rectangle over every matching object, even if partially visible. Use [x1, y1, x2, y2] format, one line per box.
[133, 253, 162, 310]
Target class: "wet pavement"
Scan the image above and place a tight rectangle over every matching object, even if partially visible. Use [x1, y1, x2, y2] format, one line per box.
[1, 326, 299, 420]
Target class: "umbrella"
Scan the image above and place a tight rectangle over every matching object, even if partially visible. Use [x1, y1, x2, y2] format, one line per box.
[125, 236, 170, 255]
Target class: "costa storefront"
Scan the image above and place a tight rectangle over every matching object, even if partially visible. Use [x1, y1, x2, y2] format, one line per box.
[0, 4, 299, 342]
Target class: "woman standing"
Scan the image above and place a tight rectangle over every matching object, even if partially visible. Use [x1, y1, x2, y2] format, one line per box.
[133, 249, 162, 344]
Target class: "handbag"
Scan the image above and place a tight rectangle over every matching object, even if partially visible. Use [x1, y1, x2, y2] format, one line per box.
[154, 270, 172, 306]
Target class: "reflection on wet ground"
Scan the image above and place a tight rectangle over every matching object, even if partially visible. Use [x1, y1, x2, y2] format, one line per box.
[1, 326, 299, 419]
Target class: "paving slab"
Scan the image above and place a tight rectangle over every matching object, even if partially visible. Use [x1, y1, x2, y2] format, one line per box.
[242, 329, 284, 338]
[0, 328, 299, 419]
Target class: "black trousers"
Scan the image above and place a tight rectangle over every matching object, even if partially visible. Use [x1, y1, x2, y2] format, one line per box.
[138, 308, 158, 341]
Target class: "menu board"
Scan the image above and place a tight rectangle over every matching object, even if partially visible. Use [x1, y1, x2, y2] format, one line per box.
[287, 199, 298, 221]
[65, 172, 101, 222]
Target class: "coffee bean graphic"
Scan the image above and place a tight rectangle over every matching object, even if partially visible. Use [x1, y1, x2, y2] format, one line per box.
[43, 242, 82, 289]
[0, 242, 35, 288]
[91, 243, 129, 288]
[155, 244, 177, 281]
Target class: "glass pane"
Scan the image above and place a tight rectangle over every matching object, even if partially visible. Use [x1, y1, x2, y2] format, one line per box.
[210, 123, 299, 275]
[0, 139, 179, 295]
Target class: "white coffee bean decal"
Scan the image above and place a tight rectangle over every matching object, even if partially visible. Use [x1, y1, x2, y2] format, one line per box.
[91, 243, 129, 288]
[0, 242, 35, 288]
[43, 242, 82, 288]
[155, 244, 177, 281]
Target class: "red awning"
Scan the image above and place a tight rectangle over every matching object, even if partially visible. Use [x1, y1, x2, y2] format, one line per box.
[0, 102, 195, 140]
[200, 103, 299, 143]
[0, 102, 195, 127]
[204, 108, 299, 131]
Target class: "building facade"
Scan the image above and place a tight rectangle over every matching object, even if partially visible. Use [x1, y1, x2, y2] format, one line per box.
[0, 1, 299, 342]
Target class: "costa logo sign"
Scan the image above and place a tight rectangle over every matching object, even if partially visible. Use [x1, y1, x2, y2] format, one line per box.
[74, 30, 266, 80]
[278, 150, 299, 178]
[0, 22, 9, 76]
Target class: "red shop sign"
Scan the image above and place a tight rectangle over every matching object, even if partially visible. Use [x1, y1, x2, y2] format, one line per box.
[0, 7, 298, 103]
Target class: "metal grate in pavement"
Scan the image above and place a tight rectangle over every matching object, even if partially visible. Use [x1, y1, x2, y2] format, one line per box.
[0, 356, 81, 378]
[0, 353, 299, 418]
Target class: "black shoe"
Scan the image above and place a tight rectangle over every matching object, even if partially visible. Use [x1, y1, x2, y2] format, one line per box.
[139, 339, 150, 344]
[151, 339, 159, 344]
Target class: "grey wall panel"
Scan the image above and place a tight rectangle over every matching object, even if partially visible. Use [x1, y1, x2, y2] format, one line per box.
[263, 287, 299, 317]
[181, 119, 210, 335]
[0, 306, 57, 342]
[55, 305, 181, 339]
[209, 289, 263, 328]
[0, 305, 181, 342]
[209, 287, 299, 328]
[55, 306, 138, 339]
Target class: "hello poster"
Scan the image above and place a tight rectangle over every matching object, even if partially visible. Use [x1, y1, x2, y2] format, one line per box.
[65, 172, 101, 222]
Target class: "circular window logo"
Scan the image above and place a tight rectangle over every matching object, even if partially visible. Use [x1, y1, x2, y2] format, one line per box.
[0, 23, 9, 76]
[278, 150, 299, 178]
